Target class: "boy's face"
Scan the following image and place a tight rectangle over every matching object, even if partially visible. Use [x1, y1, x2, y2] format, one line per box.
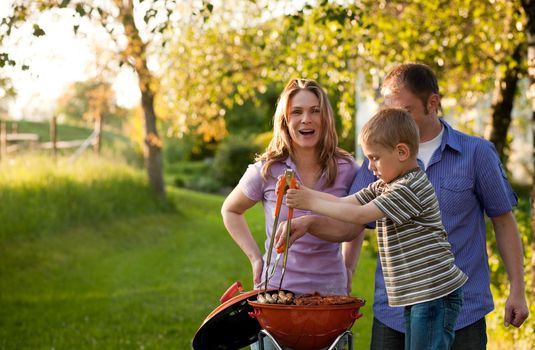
[362, 142, 405, 183]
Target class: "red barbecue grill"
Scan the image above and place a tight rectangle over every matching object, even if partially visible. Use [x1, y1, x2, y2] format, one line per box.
[193, 171, 365, 349]
[192, 281, 365, 350]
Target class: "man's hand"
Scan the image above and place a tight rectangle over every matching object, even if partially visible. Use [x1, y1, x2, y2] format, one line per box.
[274, 216, 312, 251]
[251, 256, 264, 288]
[346, 267, 353, 294]
[504, 291, 529, 327]
[286, 185, 314, 211]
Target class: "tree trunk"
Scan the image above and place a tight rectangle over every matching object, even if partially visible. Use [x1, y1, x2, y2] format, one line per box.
[521, 0, 535, 301]
[120, 1, 165, 200]
[489, 44, 524, 164]
[531, 111, 535, 301]
[140, 85, 165, 199]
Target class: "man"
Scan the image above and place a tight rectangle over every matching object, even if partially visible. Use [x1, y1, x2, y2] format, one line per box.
[275, 63, 528, 349]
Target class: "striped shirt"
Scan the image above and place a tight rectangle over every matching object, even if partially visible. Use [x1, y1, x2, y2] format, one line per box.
[351, 119, 518, 330]
[355, 168, 467, 307]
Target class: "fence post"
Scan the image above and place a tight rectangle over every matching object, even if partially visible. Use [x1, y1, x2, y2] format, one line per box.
[94, 114, 102, 156]
[0, 121, 6, 163]
[50, 115, 57, 161]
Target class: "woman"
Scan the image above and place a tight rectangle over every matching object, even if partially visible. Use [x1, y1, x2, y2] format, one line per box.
[221, 78, 362, 299]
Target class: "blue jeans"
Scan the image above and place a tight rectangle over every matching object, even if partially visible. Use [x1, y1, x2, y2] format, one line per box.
[370, 316, 487, 350]
[370, 319, 404, 350]
[404, 288, 464, 350]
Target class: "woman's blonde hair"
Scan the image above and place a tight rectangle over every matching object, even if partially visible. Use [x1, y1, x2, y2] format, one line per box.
[256, 78, 352, 187]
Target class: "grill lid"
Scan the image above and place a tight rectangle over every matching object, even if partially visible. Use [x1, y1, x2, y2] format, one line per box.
[192, 281, 267, 350]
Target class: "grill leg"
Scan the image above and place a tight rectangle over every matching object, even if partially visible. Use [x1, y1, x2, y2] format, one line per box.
[257, 329, 352, 350]
[257, 329, 284, 350]
[327, 330, 353, 350]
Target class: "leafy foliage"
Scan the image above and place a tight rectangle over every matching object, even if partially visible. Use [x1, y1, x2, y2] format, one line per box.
[156, 0, 525, 148]
[56, 79, 129, 129]
[213, 134, 261, 187]
[486, 186, 534, 349]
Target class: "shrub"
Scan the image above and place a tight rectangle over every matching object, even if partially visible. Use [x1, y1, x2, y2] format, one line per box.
[185, 175, 222, 193]
[213, 135, 261, 187]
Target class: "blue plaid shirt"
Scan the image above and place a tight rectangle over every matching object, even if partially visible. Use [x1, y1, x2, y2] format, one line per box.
[351, 119, 517, 332]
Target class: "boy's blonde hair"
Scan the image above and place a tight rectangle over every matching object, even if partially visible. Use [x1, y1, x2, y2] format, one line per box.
[256, 78, 351, 187]
[359, 108, 419, 157]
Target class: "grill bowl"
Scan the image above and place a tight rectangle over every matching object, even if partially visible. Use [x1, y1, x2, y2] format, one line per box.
[248, 298, 365, 350]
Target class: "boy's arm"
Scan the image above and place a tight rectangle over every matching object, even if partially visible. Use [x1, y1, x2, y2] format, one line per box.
[310, 198, 384, 225]
[288, 185, 362, 207]
[286, 185, 384, 225]
[298, 186, 354, 203]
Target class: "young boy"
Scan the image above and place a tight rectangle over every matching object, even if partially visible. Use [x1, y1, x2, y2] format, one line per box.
[285, 108, 468, 350]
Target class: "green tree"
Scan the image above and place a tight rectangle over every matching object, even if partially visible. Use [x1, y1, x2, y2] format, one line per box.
[157, 1, 277, 142]
[0, 0, 218, 199]
[159, 0, 525, 161]
[56, 80, 128, 127]
[521, 0, 535, 304]
[351, 0, 525, 160]
[56, 79, 129, 154]
[0, 75, 16, 118]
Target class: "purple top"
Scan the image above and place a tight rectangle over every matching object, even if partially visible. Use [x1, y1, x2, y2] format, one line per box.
[239, 156, 358, 295]
[351, 119, 518, 331]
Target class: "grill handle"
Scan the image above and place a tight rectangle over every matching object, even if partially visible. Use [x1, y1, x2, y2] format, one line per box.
[351, 309, 363, 320]
[219, 281, 244, 304]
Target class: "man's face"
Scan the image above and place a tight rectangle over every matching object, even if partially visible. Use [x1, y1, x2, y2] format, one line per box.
[382, 86, 431, 135]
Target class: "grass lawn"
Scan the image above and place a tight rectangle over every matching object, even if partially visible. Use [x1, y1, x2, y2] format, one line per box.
[0, 187, 376, 349]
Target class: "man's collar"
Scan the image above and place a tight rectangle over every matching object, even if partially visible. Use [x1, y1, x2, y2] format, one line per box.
[439, 119, 462, 153]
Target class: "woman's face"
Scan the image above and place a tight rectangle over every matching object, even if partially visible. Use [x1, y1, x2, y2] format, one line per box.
[287, 89, 322, 152]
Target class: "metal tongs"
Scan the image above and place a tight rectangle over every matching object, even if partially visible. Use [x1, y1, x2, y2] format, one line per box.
[261, 169, 296, 293]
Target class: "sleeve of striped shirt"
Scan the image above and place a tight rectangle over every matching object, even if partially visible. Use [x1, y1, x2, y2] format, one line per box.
[372, 183, 422, 225]
[354, 181, 379, 205]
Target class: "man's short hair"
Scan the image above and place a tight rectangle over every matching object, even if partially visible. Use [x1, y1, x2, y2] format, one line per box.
[382, 63, 440, 113]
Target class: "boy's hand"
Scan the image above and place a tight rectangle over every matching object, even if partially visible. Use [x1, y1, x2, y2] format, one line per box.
[286, 185, 313, 210]
[275, 175, 288, 196]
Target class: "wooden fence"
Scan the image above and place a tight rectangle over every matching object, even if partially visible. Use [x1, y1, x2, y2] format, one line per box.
[0, 119, 99, 163]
